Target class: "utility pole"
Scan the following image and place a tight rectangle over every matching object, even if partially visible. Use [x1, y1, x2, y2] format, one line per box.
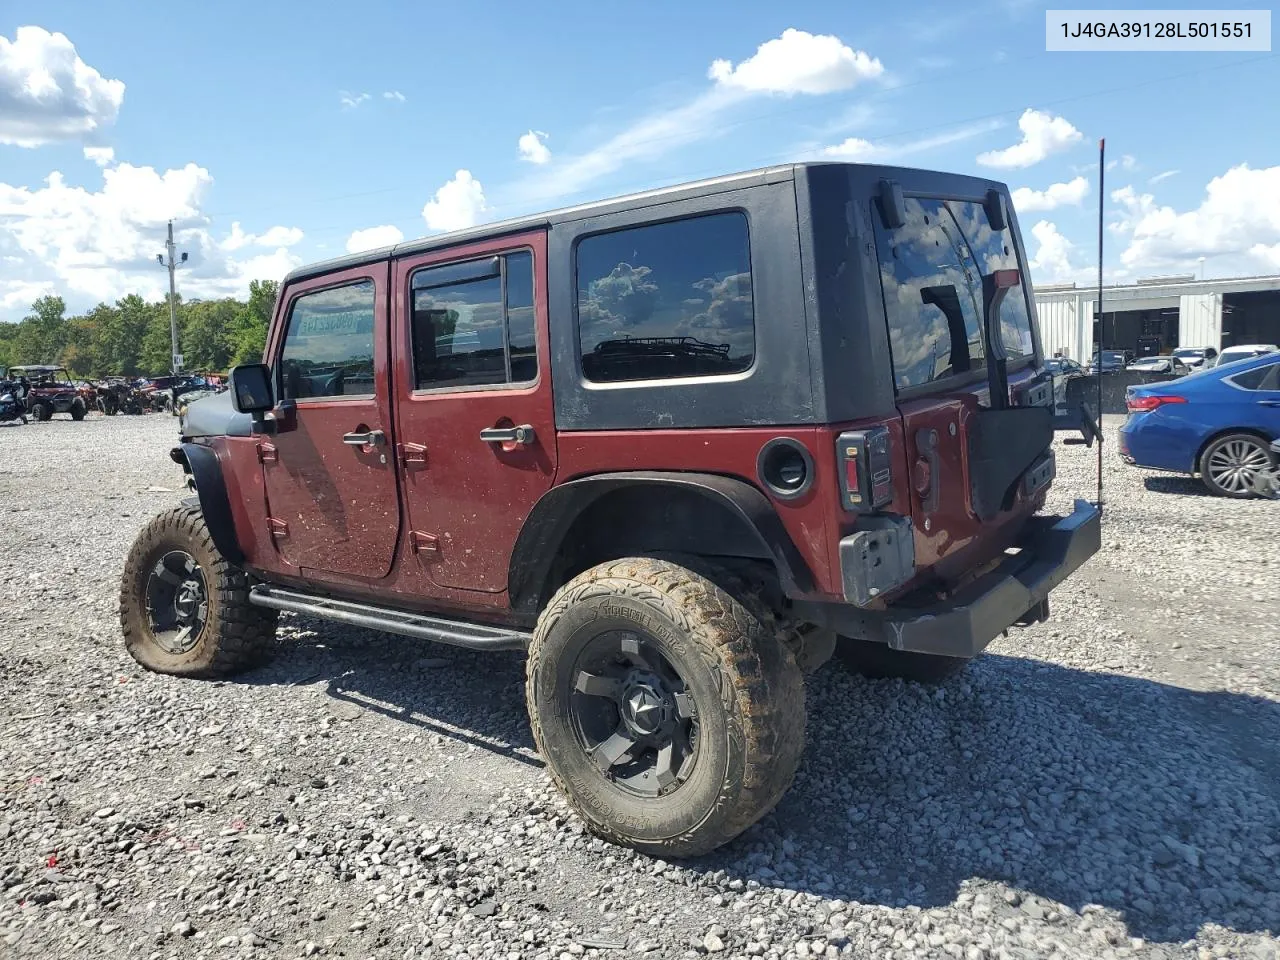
[157, 220, 188, 376]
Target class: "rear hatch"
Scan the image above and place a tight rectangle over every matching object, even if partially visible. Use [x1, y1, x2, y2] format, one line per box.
[871, 190, 1054, 584]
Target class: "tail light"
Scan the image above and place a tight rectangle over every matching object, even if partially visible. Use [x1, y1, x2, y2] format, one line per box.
[837, 427, 893, 513]
[1126, 394, 1187, 413]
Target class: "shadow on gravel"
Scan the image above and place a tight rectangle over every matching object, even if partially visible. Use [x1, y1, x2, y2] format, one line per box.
[242, 613, 541, 767]
[709, 655, 1280, 945]
[1143, 475, 1212, 497]
[236, 617, 1280, 945]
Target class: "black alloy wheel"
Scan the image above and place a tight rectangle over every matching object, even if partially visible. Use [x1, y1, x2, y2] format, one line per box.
[144, 550, 208, 655]
[569, 629, 699, 799]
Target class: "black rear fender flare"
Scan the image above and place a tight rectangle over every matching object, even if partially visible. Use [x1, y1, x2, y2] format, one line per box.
[507, 471, 815, 615]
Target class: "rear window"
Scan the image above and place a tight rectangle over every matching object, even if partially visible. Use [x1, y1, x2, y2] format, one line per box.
[874, 197, 1034, 391]
[575, 212, 754, 383]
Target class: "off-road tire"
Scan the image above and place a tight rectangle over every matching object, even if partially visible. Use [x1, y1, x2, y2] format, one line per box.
[526, 556, 805, 858]
[120, 505, 277, 677]
[1198, 432, 1273, 499]
[836, 635, 968, 683]
[70, 399, 86, 421]
[30, 402, 51, 422]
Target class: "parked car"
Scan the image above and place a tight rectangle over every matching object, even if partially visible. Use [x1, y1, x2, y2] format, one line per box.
[1089, 350, 1131, 374]
[1209, 343, 1279, 368]
[119, 161, 1101, 858]
[1044, 357, 1088, 413]
[8, 364, 91, 421]
[1126, 355, 1190, 376]
[1120, 351, 1280, 497]
[1172, 346, 1218, 370]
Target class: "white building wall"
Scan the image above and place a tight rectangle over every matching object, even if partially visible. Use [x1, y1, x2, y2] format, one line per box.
[1036, 295, 1089, 361]
[1178, 293, 1223, 349]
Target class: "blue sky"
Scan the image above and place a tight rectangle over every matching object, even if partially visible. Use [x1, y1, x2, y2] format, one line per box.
[1, 1, 1278, 320]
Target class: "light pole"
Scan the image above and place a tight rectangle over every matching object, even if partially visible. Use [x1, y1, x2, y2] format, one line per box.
[157, 220, 189, 376]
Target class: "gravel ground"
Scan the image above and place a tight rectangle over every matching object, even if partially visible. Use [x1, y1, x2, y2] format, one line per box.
[1, 413, 1277, 960]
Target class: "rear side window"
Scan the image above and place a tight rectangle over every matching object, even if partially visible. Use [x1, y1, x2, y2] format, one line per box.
[410, 250, 537, 389]
[576, 212, 754, 383]
[875, 197, 1034, 391]
[278, 280, 376, 400]
[1228, 362, 1280, 390]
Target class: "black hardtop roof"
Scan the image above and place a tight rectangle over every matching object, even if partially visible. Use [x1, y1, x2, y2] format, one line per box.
[284, 161, 1012, 285]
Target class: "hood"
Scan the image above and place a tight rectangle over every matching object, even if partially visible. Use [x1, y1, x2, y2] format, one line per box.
[179, 389, 252, 439]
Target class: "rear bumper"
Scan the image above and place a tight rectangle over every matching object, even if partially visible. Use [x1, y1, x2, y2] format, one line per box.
[797, 499, 1102, 659]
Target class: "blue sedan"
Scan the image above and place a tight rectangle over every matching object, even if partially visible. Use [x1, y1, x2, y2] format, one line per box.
[1119, 351, 1280, 497]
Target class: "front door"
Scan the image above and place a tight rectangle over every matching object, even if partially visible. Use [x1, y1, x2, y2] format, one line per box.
[392, 231, 557, 594]
[261, 263, 400, 578]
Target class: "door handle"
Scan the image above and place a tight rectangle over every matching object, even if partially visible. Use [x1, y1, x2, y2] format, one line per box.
[479, 424, 536, 445]
[1258, 400, 1280, 408]
[343, 429, 386, 447]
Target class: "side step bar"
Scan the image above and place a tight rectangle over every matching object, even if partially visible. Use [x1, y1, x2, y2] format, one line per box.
[248, 585, 529, 652]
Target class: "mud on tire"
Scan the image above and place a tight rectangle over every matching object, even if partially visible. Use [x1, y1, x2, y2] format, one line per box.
[120, 505, 277, 677]
[526, 556, 805, 858]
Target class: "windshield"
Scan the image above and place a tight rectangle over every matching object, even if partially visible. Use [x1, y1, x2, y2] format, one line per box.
[1172, 348, 1203, 358]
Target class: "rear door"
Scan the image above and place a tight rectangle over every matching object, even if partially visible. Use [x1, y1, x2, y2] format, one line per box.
[872, 194, 1041, 575]
[391, 231, 557, 594]
[260, 264, 400, 578]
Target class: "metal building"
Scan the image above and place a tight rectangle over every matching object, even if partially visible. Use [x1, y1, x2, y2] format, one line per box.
[1032, 273, 1280, 361]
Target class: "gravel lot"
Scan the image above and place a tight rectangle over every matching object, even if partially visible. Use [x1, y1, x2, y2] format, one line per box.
[1, 413, 1277, 960]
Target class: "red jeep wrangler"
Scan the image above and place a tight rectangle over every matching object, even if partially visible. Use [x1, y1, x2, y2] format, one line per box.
[120, 163, 1100, 857]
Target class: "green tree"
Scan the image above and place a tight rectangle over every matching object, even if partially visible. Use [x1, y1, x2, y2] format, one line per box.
[12, 295, 68, 364]
[112, 295, 154, 375]
[229, 279, 278, 365]
[0, 322, 16, 371]
[181, 299, 239, 372]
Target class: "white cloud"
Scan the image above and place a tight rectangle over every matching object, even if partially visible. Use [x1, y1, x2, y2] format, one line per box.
[1027, 220, 1076, 284]
[0, 26, 125, 147]
[1250, 243, 1280, 270]
[820, 120, 1003, 162]
[346, 224, 404, 253]
[422, 170, 487, 232]
[518, 130, 551, 165]
[1117, 163, 1280, 274]
[0, 162, 303, 316]
[383, 90, 406, 103]
[339, 91, 371, 109]
[1148, 169, 1179, 185]
[505, 27, 886, 210]
[219, 222, 304, 252]
[708, 28, 883, 95]
[1108, 185, 1157, 235]
[1, 279, 55, 311]
[83, 146, 114, 167]
[1011, 176, 1089, 213]
[976, 109, 1083, 169]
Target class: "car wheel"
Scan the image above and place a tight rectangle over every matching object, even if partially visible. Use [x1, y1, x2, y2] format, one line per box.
[120, 505, 278, 677]
[70, 399, 86, 421]
[836, 636, 968, 683]
[1198, 433, 1273, 498]
[30, 402, 51, 422]
[526, 556, 805, 858]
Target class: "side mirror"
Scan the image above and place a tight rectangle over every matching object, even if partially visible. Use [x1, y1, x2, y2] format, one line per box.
[230, 363, 274, 414]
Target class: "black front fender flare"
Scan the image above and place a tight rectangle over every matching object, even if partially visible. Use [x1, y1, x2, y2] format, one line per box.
[174, 442, 245, 565]
[507, 471, 815, 615]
